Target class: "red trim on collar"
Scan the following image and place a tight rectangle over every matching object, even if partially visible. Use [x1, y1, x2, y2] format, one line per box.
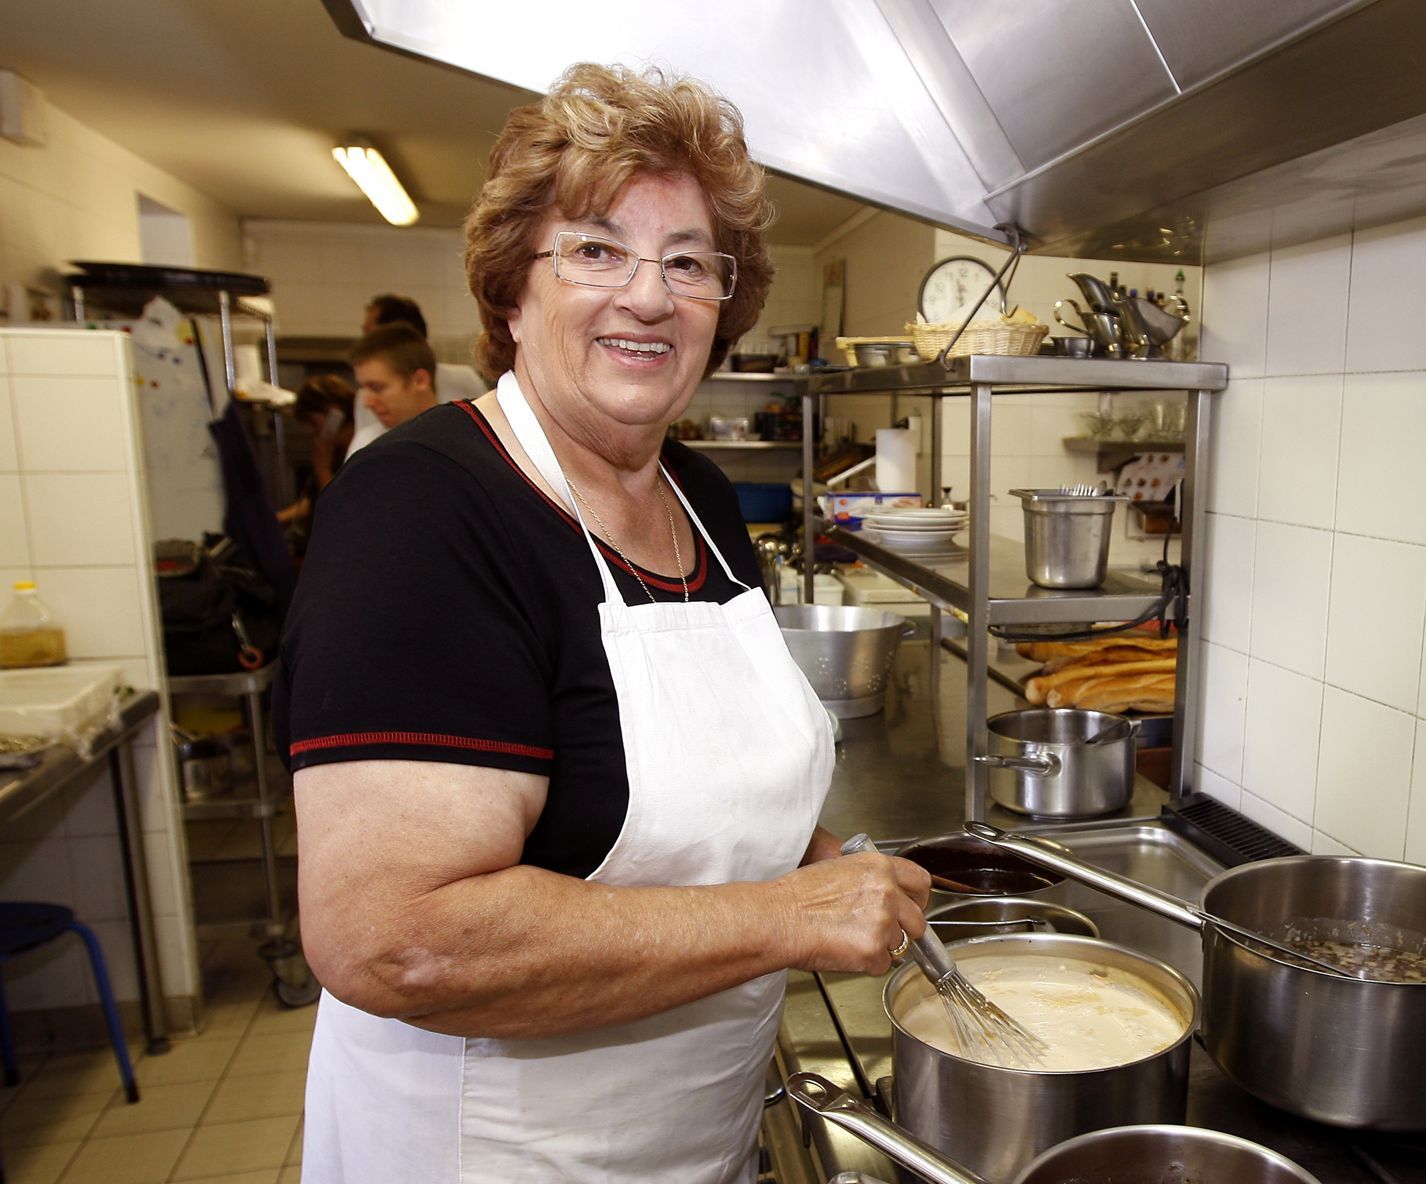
[455, 401, 709, 594]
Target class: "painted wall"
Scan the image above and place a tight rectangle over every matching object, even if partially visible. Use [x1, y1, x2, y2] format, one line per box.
[1193, 214, 1426, 862]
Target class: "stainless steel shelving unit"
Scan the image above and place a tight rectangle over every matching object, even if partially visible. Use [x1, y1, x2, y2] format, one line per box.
[801, 354, 1228, 819]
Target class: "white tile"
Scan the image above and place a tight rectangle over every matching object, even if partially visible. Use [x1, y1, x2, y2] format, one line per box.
[1205, 376, 1261, 517]
[0, 383, 16, 471]
[22, 473, 137, 566]
[1241, 659, 1322, 823]
[1310, 831, 1361, 856]
[67, 835, 129, 924]
[12, 374, 130, 472]
[1345, 214, 1426, 372]
[1256, 375, 1341, 529]
[1195, 640, 1248, 782]
[1407, 720, 1426, 865]
[6, 329, 124, 377]
[1194, 762, 1242, 810]
[1248, 522, 1333, 679]
[62, 761, 118, 837]
[33, 566, 147, 658]
[1200, 512, 1254, 652]
[1314, 686, 1413, 859]
[0, 472, 29, 565]
[1335, 372, 1426, 544]
[1239, 791, 1313, 851]
[1200, 251, 1269, 379]
[87, 917, 140, 1001]
[0, 335, 8, 373]
[1264, 234, 1350, 376]
[0, 835, 73, 902]
[1324, 534, 1426, 712]
[4, 934, 90, 1010]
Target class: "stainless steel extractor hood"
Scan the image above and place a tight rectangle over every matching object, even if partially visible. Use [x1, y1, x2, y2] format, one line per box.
[324, 0, 1426, 263]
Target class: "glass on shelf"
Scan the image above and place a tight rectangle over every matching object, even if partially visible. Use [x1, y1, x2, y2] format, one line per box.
[1078, 411, 1117, 440]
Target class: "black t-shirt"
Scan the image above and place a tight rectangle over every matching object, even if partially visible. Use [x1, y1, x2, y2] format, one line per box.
[272, 400, 763, 878]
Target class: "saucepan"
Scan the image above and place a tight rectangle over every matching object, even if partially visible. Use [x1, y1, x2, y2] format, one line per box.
[974, 707, 1138, 818]
[966, 821, 1426, 1129]
[790, 1074, 1322, 1184]
[881, 931, 1197, 1181]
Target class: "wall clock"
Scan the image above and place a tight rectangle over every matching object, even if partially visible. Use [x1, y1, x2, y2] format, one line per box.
[918, 255, 1006, 325]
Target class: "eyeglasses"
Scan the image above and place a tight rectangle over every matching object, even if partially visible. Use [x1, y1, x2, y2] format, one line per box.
[533, 231, 737, 301]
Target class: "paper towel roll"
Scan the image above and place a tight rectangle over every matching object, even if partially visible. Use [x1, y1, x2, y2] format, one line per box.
[875, 428, 916, 493]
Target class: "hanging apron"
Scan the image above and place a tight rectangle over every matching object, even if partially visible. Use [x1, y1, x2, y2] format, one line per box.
[302, 372, 834, 1183]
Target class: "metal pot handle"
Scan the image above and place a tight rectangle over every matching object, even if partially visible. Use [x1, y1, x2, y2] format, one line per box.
[900, 622, 919, 638]
[972, 753, 1060, 777]
[963, 821, 1205, 933]
[786, 1073, 990, 1184]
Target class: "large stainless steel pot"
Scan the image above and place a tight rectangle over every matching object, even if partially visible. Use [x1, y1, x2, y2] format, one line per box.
[974, 708, 1138, 818]
[789, 1074, 1322, 1184]
[885, 932, 1198, 1182]
[968, 821, 1426, 1130]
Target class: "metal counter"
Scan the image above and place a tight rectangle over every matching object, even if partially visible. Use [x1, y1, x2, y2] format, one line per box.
[762, 639, 1422, 1184]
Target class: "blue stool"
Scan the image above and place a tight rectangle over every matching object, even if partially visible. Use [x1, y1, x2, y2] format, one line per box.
[0, 903, 139, 1103]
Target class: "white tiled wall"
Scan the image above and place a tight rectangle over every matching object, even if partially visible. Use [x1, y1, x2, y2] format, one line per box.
[1195, 213, 1426, 861]
[0, 328, 197, 1018]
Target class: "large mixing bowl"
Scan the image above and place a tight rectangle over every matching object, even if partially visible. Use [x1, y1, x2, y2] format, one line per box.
[774, 604, 911, 718]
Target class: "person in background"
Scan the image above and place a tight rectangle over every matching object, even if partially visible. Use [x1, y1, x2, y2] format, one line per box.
[346, 324, 439, 454]
[276, 374, 355, 541]
[276, 63, 929, 1184]
[349, 292, 486, 451]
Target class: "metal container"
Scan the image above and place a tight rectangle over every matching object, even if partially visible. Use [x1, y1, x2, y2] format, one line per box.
[884, 932, 1198, 1182]
[788, 1076, 1323, 1184]
[968, 824, 1426, 1130]
[974, 707, 1138, 818]
[926, 896, 1098, 942]
[1011, 489, 1127, 589]
[774, 604, 911, 718]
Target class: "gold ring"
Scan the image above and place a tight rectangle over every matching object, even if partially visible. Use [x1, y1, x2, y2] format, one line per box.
[889, 930, 910, 959]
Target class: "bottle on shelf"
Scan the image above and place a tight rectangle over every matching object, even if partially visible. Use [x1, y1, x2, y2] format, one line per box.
[0, 581, 69, 668]
[1165, 270, 1195, 362]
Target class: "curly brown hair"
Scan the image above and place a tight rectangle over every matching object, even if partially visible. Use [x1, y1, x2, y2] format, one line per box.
[464, 63, 775, 382]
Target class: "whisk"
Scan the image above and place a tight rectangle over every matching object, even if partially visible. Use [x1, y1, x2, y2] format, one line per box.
[841, 833, 1044, 1068]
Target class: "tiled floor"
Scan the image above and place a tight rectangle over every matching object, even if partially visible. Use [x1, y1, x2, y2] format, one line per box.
[1, 934, 313, 1184]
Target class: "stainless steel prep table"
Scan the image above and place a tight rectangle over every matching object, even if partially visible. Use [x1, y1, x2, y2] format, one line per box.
[762, 641, 1418, 1184]
[0, 690, 170, 1052]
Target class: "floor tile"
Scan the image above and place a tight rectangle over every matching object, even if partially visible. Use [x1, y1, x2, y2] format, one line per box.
[56, 1129, 189, 1184]
[285, 1117, 303, 1165]
[15, 1055, 129, 1099]
[204, 1070, 306, 1124]
[225, 1032, 311, 1078]
[171, 1115, 301, 1180]
[134, 1037, 239, 1087]
[1, 1082, 112, 1145]
[89, 1080, 217, 1138]
[170, 1172, 278, 1184]
[2, 1140, 81, 1184]
[277, 1167, 301, 1184]
[245, 999, 318, 1036]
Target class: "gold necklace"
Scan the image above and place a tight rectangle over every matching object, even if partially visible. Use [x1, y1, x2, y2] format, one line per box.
[567, 476, 689, 604]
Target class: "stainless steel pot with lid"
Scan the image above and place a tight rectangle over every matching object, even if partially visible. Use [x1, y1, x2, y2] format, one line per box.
[967, 822, 1426, 1130]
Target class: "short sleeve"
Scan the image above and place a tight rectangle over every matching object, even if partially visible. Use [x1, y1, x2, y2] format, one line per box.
[275, 438, 554, 775]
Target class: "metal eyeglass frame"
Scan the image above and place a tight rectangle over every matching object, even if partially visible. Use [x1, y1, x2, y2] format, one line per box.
[533, 231, 737, 301]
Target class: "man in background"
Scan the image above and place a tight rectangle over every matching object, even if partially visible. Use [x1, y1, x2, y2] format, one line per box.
[347, 324, 440, 455]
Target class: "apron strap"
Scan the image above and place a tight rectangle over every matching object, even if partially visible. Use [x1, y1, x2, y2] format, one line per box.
[495, 371, 751, 599]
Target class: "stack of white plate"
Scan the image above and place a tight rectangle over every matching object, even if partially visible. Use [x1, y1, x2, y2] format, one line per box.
[861, 507, 968, 553]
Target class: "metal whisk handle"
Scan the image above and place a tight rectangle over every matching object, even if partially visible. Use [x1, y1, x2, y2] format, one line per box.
[839, 833, 958, 985]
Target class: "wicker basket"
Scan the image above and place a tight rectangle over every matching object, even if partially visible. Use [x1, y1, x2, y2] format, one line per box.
[908, 319, 1048, 360]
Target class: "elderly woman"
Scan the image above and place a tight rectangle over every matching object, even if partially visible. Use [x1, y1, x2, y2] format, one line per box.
[275, 63, 930, 1183]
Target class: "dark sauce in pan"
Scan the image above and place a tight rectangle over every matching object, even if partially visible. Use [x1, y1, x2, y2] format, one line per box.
[901, 840, 1063, 896]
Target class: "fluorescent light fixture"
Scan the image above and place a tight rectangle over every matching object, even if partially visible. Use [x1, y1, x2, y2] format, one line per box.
[332, 139, 418, 226]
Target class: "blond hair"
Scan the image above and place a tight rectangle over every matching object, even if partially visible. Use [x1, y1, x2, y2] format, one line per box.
[464, 63, 774, 381]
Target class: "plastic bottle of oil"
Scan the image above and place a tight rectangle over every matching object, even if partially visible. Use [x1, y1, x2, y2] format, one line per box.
[0, 581, 69, 668]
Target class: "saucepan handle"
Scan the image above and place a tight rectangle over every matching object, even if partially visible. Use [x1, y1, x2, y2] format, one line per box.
[972, 753, 1060, 777]
[963, 821, 1206, 933]
[786, 1073, 990, 1184]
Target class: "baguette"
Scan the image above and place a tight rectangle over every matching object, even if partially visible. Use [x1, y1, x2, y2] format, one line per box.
[1039, 645, 1178, 675]
[1047, 673, 1176, 713]
[1025, 657, 1177, 705]
[1016, 636, 1177, 664]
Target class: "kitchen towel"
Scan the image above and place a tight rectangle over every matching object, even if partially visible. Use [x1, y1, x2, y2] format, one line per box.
[874, 428, 916, 493]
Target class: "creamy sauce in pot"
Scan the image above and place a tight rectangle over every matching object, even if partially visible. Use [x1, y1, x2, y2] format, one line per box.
[898, 954, 1187, 1071]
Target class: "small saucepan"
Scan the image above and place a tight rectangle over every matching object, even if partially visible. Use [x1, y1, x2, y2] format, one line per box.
[925, 896, 1098, 942]
[898, 832, 1066, 903]
[974, 707, 1138, 818]
[789, 1074, 1322, 1184]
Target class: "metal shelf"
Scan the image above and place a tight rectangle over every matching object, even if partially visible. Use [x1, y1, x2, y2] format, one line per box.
[800, 351, 1228, 821]
[826, 526, 1164, 625]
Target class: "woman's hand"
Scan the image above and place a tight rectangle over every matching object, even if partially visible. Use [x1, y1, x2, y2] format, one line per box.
[773, 850, 931, 976]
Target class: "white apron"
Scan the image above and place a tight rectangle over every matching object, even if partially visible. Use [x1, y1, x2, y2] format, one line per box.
[302, 372, 834, 1183]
